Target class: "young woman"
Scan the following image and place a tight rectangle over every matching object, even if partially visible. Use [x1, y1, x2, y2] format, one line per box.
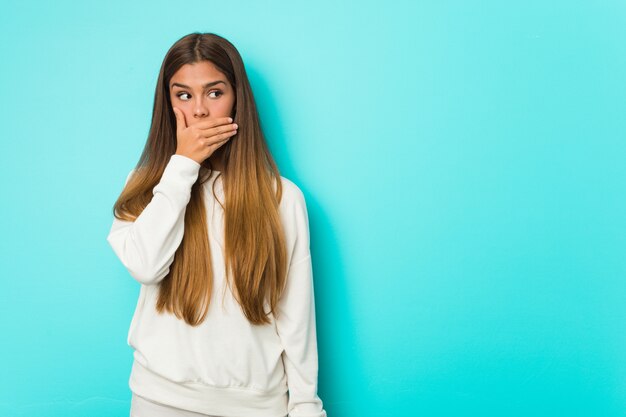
[107, 32, 327, 417]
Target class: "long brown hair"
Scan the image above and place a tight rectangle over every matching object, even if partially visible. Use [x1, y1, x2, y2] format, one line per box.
[112, 32, 287, 326]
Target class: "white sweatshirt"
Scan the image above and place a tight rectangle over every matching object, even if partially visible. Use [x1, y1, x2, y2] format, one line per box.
[106, 154, 327, 417]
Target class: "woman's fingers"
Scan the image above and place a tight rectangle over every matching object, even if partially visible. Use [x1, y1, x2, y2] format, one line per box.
[205, 129, 238, 147]
[197, 122, 238, 139]
[193, 117, 234, 131]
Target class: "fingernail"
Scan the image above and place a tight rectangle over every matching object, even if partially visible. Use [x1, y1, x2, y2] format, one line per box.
[228, 117, 233, 122]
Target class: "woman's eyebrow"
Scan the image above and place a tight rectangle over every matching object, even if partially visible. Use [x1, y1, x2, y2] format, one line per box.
[171, 80, 226, 90]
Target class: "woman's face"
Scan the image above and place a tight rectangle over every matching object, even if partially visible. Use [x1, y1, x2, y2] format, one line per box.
[169, 61, 235, 126]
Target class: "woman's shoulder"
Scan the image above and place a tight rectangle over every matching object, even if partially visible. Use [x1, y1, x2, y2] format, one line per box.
[277, 174, 307, 208]
[276, 175, 310, 241]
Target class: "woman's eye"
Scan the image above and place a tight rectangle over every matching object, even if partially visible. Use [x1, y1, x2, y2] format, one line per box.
[176, 91, 222, 100]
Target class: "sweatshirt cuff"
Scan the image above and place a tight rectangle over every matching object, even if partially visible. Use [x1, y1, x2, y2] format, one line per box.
[169, 153, 201, 170]
[163, 154, 201, 181]
[152, 154, 201, 205]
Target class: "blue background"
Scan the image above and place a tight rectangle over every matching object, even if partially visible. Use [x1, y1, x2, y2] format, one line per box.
[1, 1, 625, 416]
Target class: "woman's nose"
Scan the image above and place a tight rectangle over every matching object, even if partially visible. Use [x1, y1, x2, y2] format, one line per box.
[193, 99, 208, 118]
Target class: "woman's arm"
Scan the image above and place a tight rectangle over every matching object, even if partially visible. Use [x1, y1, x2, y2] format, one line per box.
[106, 154, 201, 285]
[275, 186, 327, 417]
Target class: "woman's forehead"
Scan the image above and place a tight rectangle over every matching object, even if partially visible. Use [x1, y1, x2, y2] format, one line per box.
[170, 61, 228, 88]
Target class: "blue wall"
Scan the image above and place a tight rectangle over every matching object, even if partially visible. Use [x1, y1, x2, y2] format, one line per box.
[1, 1, 625, 416]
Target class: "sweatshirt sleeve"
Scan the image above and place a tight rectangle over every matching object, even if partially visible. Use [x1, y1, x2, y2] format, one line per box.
[106, 154, 201, 286]
[275, 186, 327, 417]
